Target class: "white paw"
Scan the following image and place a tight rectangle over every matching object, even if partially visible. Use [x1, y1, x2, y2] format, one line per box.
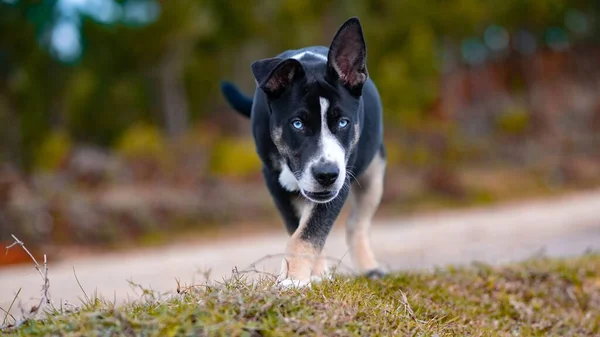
[310, 276, 323, 283]
[310, 273, 332, 284]
[277, 278, 312, 289]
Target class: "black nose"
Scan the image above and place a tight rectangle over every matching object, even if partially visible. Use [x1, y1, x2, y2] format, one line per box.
[312, 163, 339, 186]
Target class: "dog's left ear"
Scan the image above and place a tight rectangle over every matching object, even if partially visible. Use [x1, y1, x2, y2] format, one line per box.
[327, 17, 368, 95]
[252, 57, 304, 98]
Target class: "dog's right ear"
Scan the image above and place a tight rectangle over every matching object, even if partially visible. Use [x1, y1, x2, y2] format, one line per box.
[327, 17, 368, 95]
[251, 58, 304, 98]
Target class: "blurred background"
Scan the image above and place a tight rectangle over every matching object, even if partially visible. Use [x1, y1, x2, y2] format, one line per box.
[1, 0, 600, 264]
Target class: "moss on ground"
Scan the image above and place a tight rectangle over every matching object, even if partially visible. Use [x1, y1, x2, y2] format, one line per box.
[4, 255, 600, 336]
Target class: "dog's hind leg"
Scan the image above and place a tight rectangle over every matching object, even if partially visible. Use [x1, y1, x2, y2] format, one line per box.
[346, 150, 386, 278]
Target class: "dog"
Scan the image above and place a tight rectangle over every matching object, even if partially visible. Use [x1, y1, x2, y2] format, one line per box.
[220, 17, 386, 287]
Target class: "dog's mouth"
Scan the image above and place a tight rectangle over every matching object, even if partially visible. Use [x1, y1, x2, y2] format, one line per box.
[301, 190, 339, 203]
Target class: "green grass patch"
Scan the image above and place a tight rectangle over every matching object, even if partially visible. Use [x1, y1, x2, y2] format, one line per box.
[5, 255, 600, 336]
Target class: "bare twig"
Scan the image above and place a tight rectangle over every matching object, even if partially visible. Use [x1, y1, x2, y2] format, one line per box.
[235, 267, 278, 280]
[0, 307, 15, 328]
[3, 234, 53, 325]
[333, 249, 351, 273]
[72, 267, 90, 304]
[175, 278, 211, 295]
[1, 288, 21, 327]
[239, 253, 284, 272]
[26, 255, 50, 317]
[42, 254, 49, 304]
[238, 252, 354, 276]
[5, 235, 45, 282]
[398, 289, 427, 324]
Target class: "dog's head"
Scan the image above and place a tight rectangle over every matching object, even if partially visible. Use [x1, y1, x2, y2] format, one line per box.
[251, 18, 368, 203]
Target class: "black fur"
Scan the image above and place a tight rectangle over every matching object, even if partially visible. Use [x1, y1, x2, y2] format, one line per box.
[220, 81, 253, 118]
[221, 17, 384, 271]
[364, 268, 386, 279]
[262, 166, 300, 235]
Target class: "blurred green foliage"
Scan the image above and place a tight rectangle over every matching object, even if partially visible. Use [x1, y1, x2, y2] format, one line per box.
[34, 129, 72, 171]
[116, 122, 171, 165]
[495, 106, 531, 136]
[0, 0, 598, 173]
[209, 137, 262, 179]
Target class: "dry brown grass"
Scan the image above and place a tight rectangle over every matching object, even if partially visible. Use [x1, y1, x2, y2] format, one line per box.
[3, 252, 599, 336]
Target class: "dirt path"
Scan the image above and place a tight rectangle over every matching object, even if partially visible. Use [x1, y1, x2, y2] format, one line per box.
[2, 190, 600, 319]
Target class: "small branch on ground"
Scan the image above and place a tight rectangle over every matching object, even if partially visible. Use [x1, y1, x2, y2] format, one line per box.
[42, 254, 50, 304]
[5, 235, 45, 281]
[175, 278, 211, 296]
[398, 289, 427, 325]
[1, 287, 21, 327]
[237, 252, 355, 277]
[72, 267, 90, 304]
[2, 234, 54, 331]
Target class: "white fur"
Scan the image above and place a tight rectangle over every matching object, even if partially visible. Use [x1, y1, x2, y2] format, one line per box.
[291, 51, 327, 62]
[297, 97, 347, 203]
[279, 162, 299, 192]
[277, 278, 312, 289]
[318, 97, 346, 187]
[310, 273, 333, 283]
[291, 197, 308, 219]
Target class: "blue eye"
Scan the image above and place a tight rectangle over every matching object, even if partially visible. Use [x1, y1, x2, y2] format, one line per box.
[338, 118, 350, 129]
[292, 119, 304, 130]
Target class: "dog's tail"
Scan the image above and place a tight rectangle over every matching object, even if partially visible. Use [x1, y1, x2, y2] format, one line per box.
[220, 81, 253, 118]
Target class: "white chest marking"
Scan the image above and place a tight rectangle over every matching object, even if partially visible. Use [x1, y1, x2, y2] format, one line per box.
[279, 162, 299, 192]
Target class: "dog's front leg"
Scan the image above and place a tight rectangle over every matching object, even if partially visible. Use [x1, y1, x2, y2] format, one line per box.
[278, 189, 349, 288]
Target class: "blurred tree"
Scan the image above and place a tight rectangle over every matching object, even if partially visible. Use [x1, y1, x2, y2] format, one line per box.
[0, 0, 68, 168]
[0, 0, 597, 171]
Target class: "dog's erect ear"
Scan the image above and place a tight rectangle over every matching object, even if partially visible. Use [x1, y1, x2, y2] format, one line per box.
[327, 17, 368, 94]
[251, 58, 304, 98]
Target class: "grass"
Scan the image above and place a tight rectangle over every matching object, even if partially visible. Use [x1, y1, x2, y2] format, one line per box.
[3, 254, 600, 336]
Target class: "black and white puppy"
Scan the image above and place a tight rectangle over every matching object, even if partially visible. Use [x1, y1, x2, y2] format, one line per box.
[221, 17, 386, 287]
